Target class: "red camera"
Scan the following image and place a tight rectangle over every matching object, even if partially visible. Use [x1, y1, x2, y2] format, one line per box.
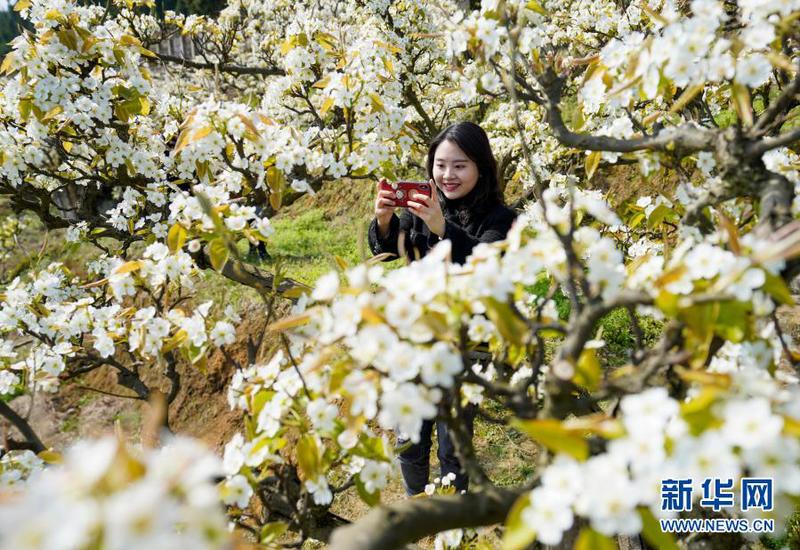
[380, 180, 433, 207]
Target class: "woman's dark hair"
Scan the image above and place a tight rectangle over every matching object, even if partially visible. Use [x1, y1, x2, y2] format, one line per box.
[426, 122, 504, 226]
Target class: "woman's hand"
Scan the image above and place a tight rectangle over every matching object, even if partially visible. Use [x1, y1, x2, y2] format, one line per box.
[374, 178, 396, 238]
[407, 179, 445, 238]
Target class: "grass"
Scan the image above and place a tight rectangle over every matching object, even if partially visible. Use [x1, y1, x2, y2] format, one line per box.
[243, 206, 406, 286]
[473, 400, 538, 487]
[597, 307, 663, 367]
[262, 208, 368, 284]
[60, 412, 80, 434]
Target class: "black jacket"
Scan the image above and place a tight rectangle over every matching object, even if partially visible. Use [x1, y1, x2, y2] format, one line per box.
[368, 202, 517, 265]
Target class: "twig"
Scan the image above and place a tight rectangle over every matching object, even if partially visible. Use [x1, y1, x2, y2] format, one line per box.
[74, 384, 142, 400]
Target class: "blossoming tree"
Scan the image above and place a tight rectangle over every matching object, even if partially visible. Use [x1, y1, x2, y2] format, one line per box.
[3, 0, 800, 548]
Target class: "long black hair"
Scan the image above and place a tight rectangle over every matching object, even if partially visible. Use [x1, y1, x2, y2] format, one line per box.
[426, 122, 504, 226]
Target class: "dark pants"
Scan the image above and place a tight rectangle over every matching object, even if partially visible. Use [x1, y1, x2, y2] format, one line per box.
[398, 409, 476, 496]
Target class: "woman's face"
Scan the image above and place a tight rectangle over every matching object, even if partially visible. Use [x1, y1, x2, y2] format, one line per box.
[432, 139, 479, 200]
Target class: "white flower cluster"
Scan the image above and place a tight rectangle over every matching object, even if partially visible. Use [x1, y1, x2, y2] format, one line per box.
[0, 0, 160, 191]
[0, 437, 230, 550]
[520, 380, 800, 545]
[0, 450, 44, 488]
[222, 187, 795, 514]
[587, 0, 790, 107]
[0, 0, 486, 256]
[448, 0, 798, 178]
[0, 244, 238, 394]
[165, 0, 460, 182]
[0, 0, 282, 250]
[224, 345, 396, 507]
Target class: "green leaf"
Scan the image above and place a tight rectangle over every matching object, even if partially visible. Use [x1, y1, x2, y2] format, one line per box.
[369, 93, 385, 113]
[680, 302, 719, 346]
[319, 97, 335, 116]
[280, 35, 298, 55]
[646, 203, 672, 229]
[42, 105, 62, 121]
[139, 96, 151, 116]
[762, 270, 794, 305]
[639, 508, 679, 550]
[511, 418, 589, 461]
[525, 0, 547, 15]
[266, 166, 285, 193]
[138, 46, 158, 59]
[296, 435, 321, 480]
[112, 260, 142, 275]
[37, 449, 62, 464]
[501, 492, 536, 550]
[355, 475, 381, 506]
[56, 29, 78, 51]
[654, 290, 679, 317]
[167, 223, 187, 253]
[782, 414, 800, 438]
[188, 344, 207, 367]
[574, 348, 601, 391]
[161, 328, 187, 353]
[352, 436, 388, 461]
[267, 312, 311, 332]
[482, 297, 529, 346]
[675, 366, 731, 389]
[269, 187, 282, 211]
[195, 191, 226, 234]
[628, 211, 646, 230]
[585, 151, 601, 181]
[114, 103, 129, 123]
[0, 53, 14, 75]
[421, 311, 454, 340]
[112, 47, 126, 66]
[714, 301, 752, 342]
[18, 98, 32, 122]
[680, 387, 721, 436]
[669, 83, 705, 114]
[251, 389, 275, 417]
[119, 34, 143, 47]
[208, 238, 229, 272]
[259, 521, 288, 544]
[114, 96, 148, 123]
[575, 527, 616, 550]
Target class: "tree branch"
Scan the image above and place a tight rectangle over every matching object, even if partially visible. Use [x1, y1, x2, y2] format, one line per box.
[193, 250, 310, 301]
[531, 71, 716, 153]
[753, 66, 800, 135]
[328, 486, 523, 550]
[0, 400, 46, 453]
[746, 127, 800, 158]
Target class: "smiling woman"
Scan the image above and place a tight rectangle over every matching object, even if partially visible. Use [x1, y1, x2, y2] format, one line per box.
[369, 121, 517, 265]
[433, 139, 480, 200]
[367, 121, 517, 496]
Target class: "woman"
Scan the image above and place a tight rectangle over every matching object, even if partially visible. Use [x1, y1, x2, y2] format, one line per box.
[368, 121, 517, 495]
